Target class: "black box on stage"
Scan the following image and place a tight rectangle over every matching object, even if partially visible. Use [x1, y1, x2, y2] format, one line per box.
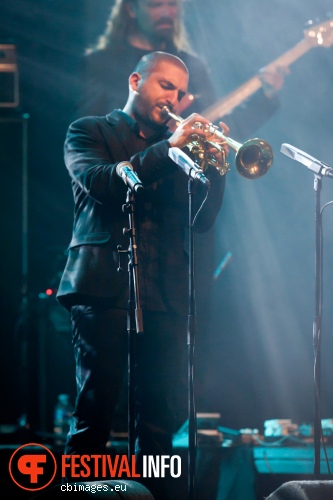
[0, 44, 19, 107]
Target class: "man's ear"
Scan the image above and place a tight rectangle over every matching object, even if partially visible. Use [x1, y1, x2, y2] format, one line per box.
[129, 72, 142, 92]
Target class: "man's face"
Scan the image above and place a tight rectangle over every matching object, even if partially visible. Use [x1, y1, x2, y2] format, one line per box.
[130, 0, 180, 43]
[131, 60, 188, 130]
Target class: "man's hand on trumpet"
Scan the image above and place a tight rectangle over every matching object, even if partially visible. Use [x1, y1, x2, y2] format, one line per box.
[169, 113, 229, 156]
[167, 113, 213, 148]
[162, 105, 231, 173]
[197, 120, 229, 172]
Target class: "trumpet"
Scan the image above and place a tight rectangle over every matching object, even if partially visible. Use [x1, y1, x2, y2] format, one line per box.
[162, 106, 274, 179]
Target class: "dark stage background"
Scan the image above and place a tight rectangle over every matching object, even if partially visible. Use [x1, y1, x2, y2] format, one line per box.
[1, 0, 333, 439]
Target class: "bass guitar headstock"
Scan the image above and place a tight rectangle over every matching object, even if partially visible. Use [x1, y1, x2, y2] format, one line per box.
[304, 17, 333, 48]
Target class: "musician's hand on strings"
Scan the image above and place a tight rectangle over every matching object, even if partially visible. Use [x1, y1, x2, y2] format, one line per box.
[259, 66, 290, 98]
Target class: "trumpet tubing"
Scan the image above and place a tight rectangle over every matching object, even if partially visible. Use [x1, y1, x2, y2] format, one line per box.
[162, 106, 274, 179]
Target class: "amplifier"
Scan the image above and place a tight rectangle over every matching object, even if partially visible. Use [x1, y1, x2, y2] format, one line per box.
[254, 446, 333, 474]
[0, 44, 19, 107]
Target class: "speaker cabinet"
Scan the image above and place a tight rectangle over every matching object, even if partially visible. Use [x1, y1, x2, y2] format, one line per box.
[0, 112, 29, 423]
[266, 480, 333, 500]
[0, 113, 28, 330]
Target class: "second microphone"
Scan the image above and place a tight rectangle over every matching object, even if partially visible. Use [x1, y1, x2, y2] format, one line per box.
[116, 161, 144, 192]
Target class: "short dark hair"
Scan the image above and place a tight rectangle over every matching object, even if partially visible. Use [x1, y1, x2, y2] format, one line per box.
[133, 51, 188, 80]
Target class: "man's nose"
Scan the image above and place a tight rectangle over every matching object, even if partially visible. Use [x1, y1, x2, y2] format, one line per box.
[163, 8, 174, 17]
[166, 97, 177, 111]
[159, 3, 176, 18]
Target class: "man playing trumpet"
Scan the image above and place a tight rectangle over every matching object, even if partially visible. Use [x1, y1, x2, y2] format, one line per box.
[57, 51, 228, 499]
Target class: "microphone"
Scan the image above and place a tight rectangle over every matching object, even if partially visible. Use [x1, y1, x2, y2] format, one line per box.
[168, 147, 210, 188]
[281, 144, 333, 179]
[116, 161, 144, 192]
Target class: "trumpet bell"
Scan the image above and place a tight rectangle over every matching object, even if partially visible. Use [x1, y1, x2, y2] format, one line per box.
[161, 105, 274, 179]
[236, 139, 274, 179]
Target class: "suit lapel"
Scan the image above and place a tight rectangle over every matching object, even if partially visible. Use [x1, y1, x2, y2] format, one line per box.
[106, 110, 140, 160]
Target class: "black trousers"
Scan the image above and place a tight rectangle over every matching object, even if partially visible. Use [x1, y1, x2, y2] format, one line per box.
[65, 304, 187, 498]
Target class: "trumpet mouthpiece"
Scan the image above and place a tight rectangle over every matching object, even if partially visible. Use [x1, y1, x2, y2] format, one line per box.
[161, 106, 170, 117]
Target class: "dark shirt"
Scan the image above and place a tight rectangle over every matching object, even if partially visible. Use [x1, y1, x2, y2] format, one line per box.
[116, 111, 179, 311]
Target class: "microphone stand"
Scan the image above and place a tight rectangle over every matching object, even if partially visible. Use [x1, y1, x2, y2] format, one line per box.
[120, 188, 144, 461]
[187, 178, 197, 500]
[313, 173, 322, 478]
[280, 143, 333, 476]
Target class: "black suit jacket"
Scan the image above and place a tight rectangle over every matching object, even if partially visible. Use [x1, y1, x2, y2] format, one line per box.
[57, 110, 225, 314]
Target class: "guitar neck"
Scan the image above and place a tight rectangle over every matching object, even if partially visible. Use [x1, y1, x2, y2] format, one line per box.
[204, 39, 311, 123]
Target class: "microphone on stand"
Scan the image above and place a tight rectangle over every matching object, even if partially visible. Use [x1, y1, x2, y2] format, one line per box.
[281, 144, 333, 179]
[168, 147, 210, 188]
[116, 161, 144, 192]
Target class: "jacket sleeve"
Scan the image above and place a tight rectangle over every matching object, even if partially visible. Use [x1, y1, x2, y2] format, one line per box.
[64, 117, 178, 205]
